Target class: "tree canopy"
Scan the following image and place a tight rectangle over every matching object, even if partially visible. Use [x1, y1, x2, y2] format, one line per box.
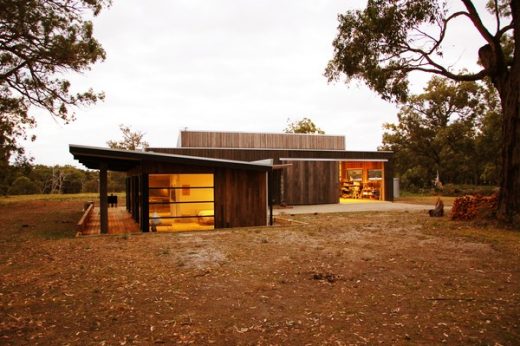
[380, 76, 502, 190]
[107, 124, 149, 151]
[0, 163, 125, 196]
[284, 117, 325, 134]
[325, 0, 514, 102]
[326, 0, 520, 224]
[0, 0, 110, 163]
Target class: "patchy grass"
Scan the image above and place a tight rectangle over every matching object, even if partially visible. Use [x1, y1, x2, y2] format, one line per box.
[0, 200, 519, 345]
[0, 192, 125, 205]
[0, 200, 82, 242]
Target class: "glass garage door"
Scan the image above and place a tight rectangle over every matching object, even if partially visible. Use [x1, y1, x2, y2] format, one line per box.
[148, 174, 214, 232]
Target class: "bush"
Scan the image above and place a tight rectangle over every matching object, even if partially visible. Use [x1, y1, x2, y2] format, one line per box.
[400, 167, 429, 191]
[442, 184, 498, 197]
[8, 177, 40, 195]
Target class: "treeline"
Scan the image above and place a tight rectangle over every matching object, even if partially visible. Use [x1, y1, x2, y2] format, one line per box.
[380, 77, 501, 192]
[0, 164, 125, 196]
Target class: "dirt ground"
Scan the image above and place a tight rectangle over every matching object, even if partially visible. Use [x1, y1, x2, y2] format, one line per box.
[0, 200, 519, 345]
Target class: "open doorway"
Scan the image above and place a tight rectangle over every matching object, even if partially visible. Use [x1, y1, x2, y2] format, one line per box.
[339, 161, 385, 203]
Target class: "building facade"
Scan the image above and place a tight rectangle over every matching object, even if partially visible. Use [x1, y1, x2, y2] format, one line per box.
[70, 131, 394, 233]
[150, 130, 394, 205]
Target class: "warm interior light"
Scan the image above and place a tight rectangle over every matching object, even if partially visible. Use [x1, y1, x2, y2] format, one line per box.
[149, 173, 215, 232]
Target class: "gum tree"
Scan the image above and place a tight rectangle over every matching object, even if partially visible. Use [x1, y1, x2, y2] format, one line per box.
[107, 124, 149, 151]
[326, 0, 519, 225]
[284, 117, 325, 134]
[0, 0, 110, 164]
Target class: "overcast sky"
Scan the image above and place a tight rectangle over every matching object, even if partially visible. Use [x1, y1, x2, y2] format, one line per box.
[23, 0, 492, 166]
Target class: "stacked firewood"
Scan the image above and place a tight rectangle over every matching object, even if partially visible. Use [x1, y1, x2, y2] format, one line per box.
[451, 194, 498, 221]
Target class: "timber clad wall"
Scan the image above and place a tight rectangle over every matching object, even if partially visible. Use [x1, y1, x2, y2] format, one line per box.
[134, 161, 268, 229]
[70, 145, 271, 232]
[214, 169, 267, 228]
[129, 161, 267, 228]
[148, 147, 393, 163]
[283, 161, 339, 205]
[148, 131, 394, 205]
[180, 131, 345, 150]
[384, 160, 394, 201]
[149, 147, 394, 204]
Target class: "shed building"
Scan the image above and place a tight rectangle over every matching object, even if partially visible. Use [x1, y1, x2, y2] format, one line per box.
[70, 145, 272, 233]
[70, 131, 394, 234]
[150, 130, 394, 205]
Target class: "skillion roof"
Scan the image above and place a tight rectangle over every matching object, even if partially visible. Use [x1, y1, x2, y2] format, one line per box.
[69, 145, 273, 172]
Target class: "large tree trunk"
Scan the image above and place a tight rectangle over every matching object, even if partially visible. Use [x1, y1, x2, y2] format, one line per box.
[492, 0, 520, 227]
[496, 77, 520, 226]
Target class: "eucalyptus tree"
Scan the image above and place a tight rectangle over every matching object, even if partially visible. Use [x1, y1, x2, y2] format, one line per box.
[380, 77, 501, 189]
[326, 0, 519, 224]
[284, 117, 325, 134]
[107, 124, 149, 151]
[0, 0, 110, 164]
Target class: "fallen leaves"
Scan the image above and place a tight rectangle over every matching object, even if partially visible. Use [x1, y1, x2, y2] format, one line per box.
[0, 201, 519, 345]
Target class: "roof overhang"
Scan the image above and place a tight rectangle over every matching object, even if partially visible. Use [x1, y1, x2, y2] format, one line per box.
[280, 158, 388, 162]
[69, 145, 273, 172]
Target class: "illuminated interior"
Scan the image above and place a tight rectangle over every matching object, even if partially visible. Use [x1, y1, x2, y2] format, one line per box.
[148, 174, 214, 232]
[339, 161, 384, 202]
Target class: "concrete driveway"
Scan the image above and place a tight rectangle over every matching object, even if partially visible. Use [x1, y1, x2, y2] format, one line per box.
[273, 200, 435, 215]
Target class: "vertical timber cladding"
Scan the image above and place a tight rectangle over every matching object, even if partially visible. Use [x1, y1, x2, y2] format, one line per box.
[214, 168, 268, 228]
[140, 161, 268, 229]
[384, 159, 394, 201]
[282, 160, 339, 205]
[180, 131, 345, 150]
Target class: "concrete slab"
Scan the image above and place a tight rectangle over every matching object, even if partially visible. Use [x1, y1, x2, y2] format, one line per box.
[273, 201, 434, 215]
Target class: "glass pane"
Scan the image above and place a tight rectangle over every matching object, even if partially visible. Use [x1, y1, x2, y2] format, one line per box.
[174, 173, 213, 187]
[168, 187, 214, 203]
[148, 174, 215, 232]
[149, 203, 214, 232]
[368, 170, 382, 180]
[347, 169, 362, 181]
[149, 187, 170, 204]
[149, 174, 214, 188]
[152, 219, 214, 232]
[149, 174, 171, 188]
[149, 202, 214, 219]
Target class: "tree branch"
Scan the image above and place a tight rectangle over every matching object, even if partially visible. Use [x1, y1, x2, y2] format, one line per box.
[0, 61, 28, 81]
[497, 23, 514, 37]
[460, 0, 494, 44]
[494, 0, 501, 31]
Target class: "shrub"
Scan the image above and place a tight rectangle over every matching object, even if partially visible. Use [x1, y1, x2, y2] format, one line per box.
[400, 167, 429, 191]
[442, 184, 498, 197]
[8, 177, 40, 195]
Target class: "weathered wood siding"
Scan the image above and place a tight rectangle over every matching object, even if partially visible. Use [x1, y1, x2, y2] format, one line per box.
[214, 169, 267, 228]
[179, 131, 345, 150]
[384, 161, 394, 201]
[131, 161, 267, 229]
[149, 147, 393, 163]
[282, 160, 339, 205]
[147, 148, 395, 203]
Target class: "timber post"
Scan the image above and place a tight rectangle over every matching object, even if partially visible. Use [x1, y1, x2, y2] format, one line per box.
[99, 162, 108, 234]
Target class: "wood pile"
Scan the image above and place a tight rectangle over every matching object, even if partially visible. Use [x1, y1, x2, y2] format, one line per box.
[451, 194, 497, 221]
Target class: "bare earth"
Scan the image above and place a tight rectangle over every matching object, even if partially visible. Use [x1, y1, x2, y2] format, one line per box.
[0, 200, 519, 345]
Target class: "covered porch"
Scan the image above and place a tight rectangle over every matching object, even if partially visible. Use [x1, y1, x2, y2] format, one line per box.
[80, 206, 139, 236]
[70, 144, 273, 234]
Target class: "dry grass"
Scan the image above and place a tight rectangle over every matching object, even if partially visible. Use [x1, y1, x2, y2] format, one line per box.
[0, 198, 519, 345]
[0, 193, 124, 205]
